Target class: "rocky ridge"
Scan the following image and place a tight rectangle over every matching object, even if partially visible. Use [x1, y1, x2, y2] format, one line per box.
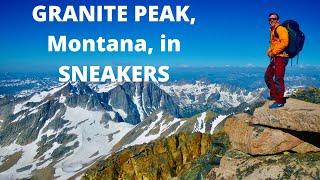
[83, 132, 230, 180]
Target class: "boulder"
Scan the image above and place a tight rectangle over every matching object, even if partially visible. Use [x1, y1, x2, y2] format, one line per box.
[250, 99, 320, 133]
[224, 113, 319, 155]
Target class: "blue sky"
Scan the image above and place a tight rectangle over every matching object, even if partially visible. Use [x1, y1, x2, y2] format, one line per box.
[0, 0, 320, 72]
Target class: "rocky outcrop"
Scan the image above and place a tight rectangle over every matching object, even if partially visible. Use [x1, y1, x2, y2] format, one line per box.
[224, 113, 313, 155]
[250, 99, 320, 133]
[208, 96, 320, 179]
[83, 132, 230, 180]
[223, 99, 320, 155]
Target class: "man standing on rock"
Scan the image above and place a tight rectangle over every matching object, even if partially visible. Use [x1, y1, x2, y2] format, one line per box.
[265, 12, 289, 109]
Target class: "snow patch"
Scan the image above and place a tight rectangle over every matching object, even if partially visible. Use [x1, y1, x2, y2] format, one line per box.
[11, 101, 49, 123]
[59, 95, 66, 103]
[0, 106, 134, 180]
[126, 112, 185, 148]
[126, 112, 164, 146]
[0, 110, 61, 179]
[53, 106, 134, 179]
[108, 111, 115, 119]
[210, 115, 229, 134]
[112, 108, 127, 119]
[167, 118, 186, 136]
[192, 112, 207, 133]
[132, 84, 145, 120]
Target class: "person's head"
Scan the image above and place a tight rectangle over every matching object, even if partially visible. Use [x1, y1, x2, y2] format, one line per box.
[268, 12, 280, 27]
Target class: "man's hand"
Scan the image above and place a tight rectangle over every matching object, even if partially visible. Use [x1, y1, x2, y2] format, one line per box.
[267, 50, 273, 58]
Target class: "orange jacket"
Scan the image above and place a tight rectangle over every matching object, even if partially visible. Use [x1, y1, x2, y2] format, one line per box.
[267, 23, 289, 58]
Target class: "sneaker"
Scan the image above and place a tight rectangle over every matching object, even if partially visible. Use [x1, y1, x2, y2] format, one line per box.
[267, 96, 275, 100]
[269, 102, 285, 109]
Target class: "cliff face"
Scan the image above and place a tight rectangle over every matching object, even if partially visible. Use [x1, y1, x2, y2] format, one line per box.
[83, 132, 230, 180]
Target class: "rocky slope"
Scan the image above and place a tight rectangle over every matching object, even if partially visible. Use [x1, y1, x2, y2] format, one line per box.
[111, 110, 228, 153]
[208, 97, 320, 179]
[73, 110, 229, 179]
[83, 132, 230, 180]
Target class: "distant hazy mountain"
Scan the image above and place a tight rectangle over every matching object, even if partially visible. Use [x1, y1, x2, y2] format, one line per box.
[1, 66, 319, 96]
[160, 81, 265, 116]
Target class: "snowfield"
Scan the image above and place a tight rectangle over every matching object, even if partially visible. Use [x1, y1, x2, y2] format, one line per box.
[0, 106, 134, 180]
[192, 112, 207, 133]
[54, 107, 134, 179]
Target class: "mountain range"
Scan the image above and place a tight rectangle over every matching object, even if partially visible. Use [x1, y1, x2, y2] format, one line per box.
[0, 80, 263, 179]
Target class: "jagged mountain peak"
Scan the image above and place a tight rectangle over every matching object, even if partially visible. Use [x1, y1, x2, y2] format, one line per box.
[63, 81, 95, 95]
[5, 81, 180, 125]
